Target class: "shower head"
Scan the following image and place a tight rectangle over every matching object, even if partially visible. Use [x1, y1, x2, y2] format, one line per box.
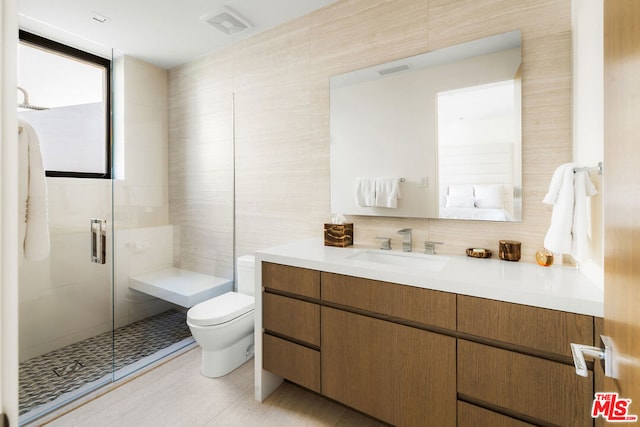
[18, 102, 49, 111]
[17, 86, 49, 111]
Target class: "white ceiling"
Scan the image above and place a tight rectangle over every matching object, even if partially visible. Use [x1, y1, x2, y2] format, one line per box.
[18, 0, 337, 69]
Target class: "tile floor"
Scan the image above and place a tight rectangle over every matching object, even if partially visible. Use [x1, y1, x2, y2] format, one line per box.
[37, 348, 385, 427]
[20, 310, 192, 418]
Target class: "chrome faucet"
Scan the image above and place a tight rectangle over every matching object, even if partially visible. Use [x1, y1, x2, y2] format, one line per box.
[397, 228, 412, 252]
[424, 241, 443, 254]
[375, 237, 392, 250]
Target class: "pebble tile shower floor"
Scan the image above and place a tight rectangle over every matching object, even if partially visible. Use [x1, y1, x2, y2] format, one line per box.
[19, 309, 192, 416]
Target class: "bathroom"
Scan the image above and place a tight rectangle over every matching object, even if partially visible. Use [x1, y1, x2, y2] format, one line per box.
[1, 0, 638, 425]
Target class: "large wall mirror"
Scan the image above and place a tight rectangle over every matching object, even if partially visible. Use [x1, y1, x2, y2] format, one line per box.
[330, 30, 522, 222]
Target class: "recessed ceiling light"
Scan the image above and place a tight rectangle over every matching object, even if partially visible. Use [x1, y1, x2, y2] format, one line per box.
[201, 7, 252, 35]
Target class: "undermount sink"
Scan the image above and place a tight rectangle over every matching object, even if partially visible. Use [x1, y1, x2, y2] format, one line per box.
[346, 249, 450, 272]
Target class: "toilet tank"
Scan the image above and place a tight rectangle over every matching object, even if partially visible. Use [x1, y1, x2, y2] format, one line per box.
[236, 255, 255, 296]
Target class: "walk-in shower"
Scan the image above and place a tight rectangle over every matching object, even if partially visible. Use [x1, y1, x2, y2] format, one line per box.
[15, 28, 232, 424]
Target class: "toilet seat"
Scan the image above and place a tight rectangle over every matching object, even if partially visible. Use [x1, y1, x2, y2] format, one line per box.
[187, 292, 254, 327]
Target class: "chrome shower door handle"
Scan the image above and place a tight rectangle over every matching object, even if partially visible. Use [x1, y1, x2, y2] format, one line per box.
[91, 218, 107, 264]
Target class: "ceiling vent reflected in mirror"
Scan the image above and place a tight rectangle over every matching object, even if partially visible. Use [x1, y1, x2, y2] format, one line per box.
[201, 7, 252, 35]
[377, 64, 411, 76]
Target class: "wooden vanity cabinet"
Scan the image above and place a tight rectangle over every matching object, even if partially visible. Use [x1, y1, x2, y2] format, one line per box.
[321, 273, 457, 427]
[457, 295, 595, 426]
[261, 263, 597, 426]
[262, 262, 321, 392]
[322, 307, 456, 426]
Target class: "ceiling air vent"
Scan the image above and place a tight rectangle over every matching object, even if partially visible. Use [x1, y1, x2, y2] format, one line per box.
[201, 7, 252, 35]
[377, 64, 411, 76]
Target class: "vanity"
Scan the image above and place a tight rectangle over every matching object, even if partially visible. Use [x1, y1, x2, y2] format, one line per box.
[254, 239, 604, 426]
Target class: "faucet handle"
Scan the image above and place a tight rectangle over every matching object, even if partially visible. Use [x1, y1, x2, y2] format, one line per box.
[424, 241, 443, 254]
[375, 237, 391, 250]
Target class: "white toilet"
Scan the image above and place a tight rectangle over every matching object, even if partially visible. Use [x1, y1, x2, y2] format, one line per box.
[186, 255, 255, 378]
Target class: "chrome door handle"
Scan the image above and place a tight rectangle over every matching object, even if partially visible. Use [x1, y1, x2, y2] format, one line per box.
[91, 218, 107, 264]
[570, 335, 615, 378]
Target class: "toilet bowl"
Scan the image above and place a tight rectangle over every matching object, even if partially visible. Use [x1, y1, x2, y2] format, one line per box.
[187, 255, 255, 378]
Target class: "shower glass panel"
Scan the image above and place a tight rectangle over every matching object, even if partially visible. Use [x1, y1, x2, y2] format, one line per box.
[17, 28, 236, 424]
[17, 33, 114, 424]
[111, 66, 236, 380]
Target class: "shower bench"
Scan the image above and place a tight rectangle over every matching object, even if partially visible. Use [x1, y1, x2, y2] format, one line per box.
[129, 268, 232, 308]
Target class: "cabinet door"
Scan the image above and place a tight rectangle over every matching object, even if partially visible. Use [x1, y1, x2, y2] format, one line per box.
[458, 340, 593, 426]
[321, 307, 456, 427]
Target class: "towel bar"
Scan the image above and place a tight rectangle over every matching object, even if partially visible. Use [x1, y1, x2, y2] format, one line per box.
[573, 162, 603, 175]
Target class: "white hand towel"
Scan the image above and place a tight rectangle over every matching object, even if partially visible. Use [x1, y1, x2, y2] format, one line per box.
[543, 163, 598, 262]
[375, 177, 400, 208]
[543, 163, 577, 254]
[18, 119, 50, 261]
[355, 177, 376, 207]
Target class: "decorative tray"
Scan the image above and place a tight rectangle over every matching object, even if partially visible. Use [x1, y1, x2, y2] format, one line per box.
[466, 248, 492, 258]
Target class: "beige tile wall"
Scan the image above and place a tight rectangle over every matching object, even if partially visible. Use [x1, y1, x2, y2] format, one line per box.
[169, 0, 574, 267]
[168, 53, 235, 278]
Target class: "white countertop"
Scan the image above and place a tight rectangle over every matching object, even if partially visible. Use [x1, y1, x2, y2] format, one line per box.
[255, 239, 604, 317]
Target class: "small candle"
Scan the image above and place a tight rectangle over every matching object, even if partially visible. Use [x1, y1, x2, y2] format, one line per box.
[535, 248, 554, 267]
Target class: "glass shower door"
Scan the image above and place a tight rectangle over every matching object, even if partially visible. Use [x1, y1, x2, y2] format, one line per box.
[17, 33, 115, 424]
[17, 186, 115, 424]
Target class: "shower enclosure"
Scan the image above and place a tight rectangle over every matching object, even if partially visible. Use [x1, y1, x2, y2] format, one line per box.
[15, 27, 236, 424]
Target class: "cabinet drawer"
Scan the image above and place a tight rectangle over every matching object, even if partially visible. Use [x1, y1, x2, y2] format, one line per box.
[263, 334, 320, 393]
[458, 401, 535, 427]
[458, 340, 593, 426]
[458, 295, 593, 357]
[321, 272, 455, 330]
[262, 262, 320, 299]
[263, 293, 320, 346]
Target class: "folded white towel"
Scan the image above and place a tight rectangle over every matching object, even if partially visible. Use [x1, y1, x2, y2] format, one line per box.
[355, 177, 376, 207]
[375, 177, 400, 208]
[19, 119, 50, 261]
[543, 163, 598, 262]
